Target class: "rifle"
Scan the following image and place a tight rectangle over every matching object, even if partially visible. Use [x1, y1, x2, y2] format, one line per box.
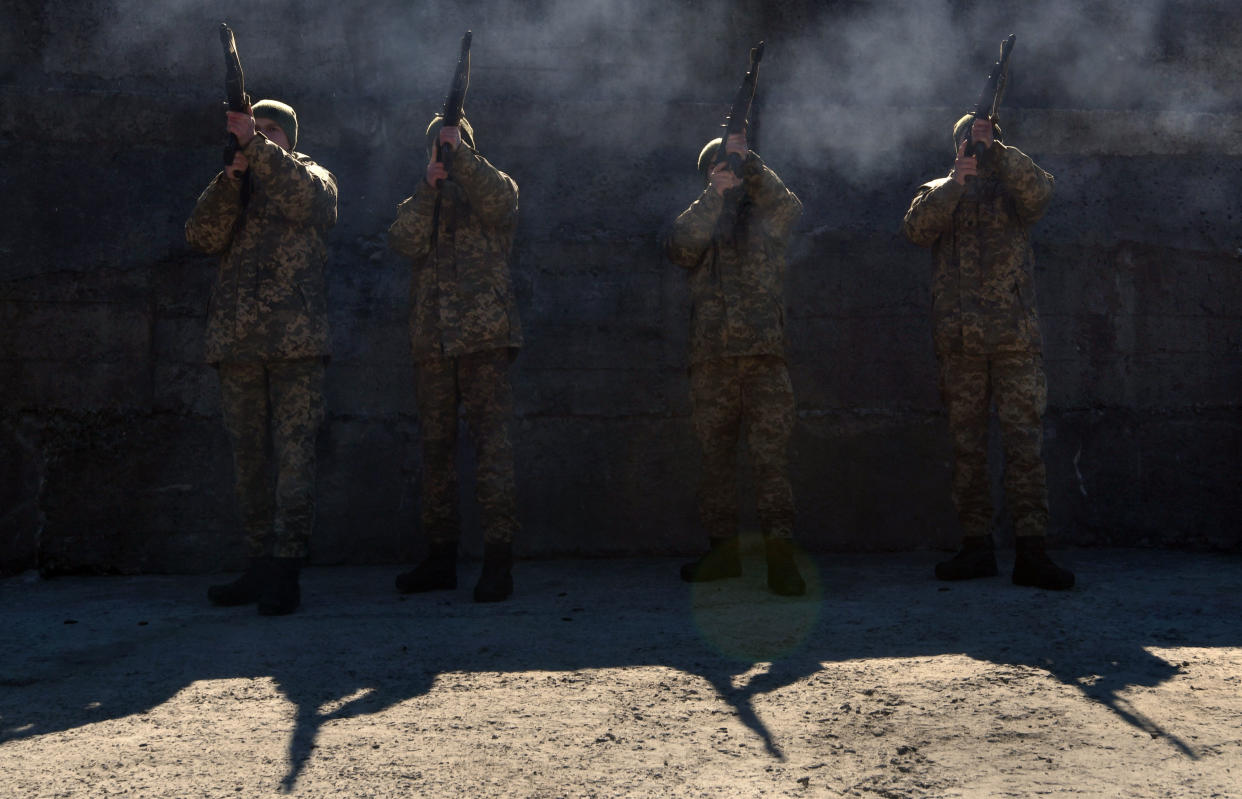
[713, 41, 764, 179]
[710, 41, 763, 243]
[965, 34, 1015, 171]
[748, 80, 762, 158]
[435, 30, 472, 189]
[218, 23, 251, 174]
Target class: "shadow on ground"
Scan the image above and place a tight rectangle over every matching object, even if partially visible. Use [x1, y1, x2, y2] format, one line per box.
[2, 548, 1238, 791]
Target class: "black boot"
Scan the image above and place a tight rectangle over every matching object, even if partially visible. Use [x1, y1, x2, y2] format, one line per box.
[395, 541, 457, 594]
[257, 558, 302, 616]
[935, 535, 998, 581]
[765, 537, 806, 596]
[680, 536, 741, 583]
[207, 557, 269, 606]
[1012, 536, 1075, 590]
[473, 542, 514, 603]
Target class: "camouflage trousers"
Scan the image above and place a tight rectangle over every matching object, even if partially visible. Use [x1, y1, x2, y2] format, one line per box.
[690, 355, 796, 540]
[939, 350, 1049, 539]
[218, 359, 325, 559]
[415, 349, 519, 546]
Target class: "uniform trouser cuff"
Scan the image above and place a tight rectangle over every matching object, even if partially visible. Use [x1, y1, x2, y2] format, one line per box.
[1014, 516, 1048, 537]
[483, 528, 516, 546]
[272, 543, 309, 559]
[426, 529, 460, 545]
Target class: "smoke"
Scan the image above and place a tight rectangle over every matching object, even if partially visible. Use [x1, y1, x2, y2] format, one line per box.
[29, 0, 1241, 245]
[758, 0, 1240, 181]
[46, 0, 1233, 160]
[58, 0, 1237, 140]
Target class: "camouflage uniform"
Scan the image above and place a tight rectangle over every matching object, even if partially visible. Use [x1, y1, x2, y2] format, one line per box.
[216, 360, 325, 558]
[902, 142, 1054, 539]
[186, 133, 337, 559]
[666, 151, 803, 540]
[388, 143, 521, 546]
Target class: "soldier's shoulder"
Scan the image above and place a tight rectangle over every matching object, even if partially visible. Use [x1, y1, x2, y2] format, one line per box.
[920, 176, 954, 193]
[291, 151, 330, 169]
[294, 152, 337, 182]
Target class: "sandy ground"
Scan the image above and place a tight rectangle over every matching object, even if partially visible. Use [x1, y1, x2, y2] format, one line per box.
[2, 546, 1240, 798]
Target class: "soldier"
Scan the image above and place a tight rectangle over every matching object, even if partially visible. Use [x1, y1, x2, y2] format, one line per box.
[388, 116, 522, 603]
[666, 132, 806, 596]
[186, 99, 337, 614]
[903, 115, 1074, 590]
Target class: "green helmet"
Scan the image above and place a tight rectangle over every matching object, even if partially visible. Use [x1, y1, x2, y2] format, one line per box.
[251, 99, 298, 150]
[697, 138, 723, 180]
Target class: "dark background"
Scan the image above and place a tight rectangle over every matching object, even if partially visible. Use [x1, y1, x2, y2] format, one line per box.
[1, 0, 1239, 573]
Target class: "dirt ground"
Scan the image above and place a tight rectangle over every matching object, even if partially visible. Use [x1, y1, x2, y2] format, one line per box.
[2, 546, 1240, 798]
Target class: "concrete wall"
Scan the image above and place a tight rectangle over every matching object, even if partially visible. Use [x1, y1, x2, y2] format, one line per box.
[2, 0, 1239, 573]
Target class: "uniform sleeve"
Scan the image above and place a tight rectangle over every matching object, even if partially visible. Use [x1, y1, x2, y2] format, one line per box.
[665, 187, 724, 269]
[450, 146, 519, 227]
[387, 185, 438, 261]
[185, 172, 243, 255]
[243, 135, 338, 227]
[902, 176, 965, 248]
[743, 151, 802, 243]
[995, 144, 1054, 224]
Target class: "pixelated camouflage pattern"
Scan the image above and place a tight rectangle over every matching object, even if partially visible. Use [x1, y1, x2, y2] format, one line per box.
[939, 351, 1049, 538]
[905, 142, 1055, 540]
[902, 143, 1054, 356]
[690, 355, 795, 540]
[186, 134, 337, 363]
[218, 359, 325, 559]
[415, 349, 518, 546]
[388, 145, 522, 360]
[666, 151, 803, 366]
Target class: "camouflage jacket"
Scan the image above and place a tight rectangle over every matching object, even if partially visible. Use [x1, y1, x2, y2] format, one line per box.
[665, 152, 802, 366]
[388, 146, 522, 361]
[185, 135, 337, 363]
[902, 143, 1054, 356]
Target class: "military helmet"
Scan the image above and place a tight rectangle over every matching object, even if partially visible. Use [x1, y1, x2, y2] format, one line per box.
[697, 138, 724, 180]
[252, 99, 298, 150]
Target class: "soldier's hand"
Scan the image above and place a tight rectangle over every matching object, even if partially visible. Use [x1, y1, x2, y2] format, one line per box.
[724, 133, 747, 158]
[224, 151, 249, 181]
[708, 161, 741, 197]
[952, 138, 977, 185]
[425, 159, 448, 188]
[439, 125, 462, 153]
[226, 110, 256, 148]
[971, 117, 994, 149]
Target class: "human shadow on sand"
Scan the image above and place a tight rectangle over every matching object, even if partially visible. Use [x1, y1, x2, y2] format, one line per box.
[2, 548, 1237, 791]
